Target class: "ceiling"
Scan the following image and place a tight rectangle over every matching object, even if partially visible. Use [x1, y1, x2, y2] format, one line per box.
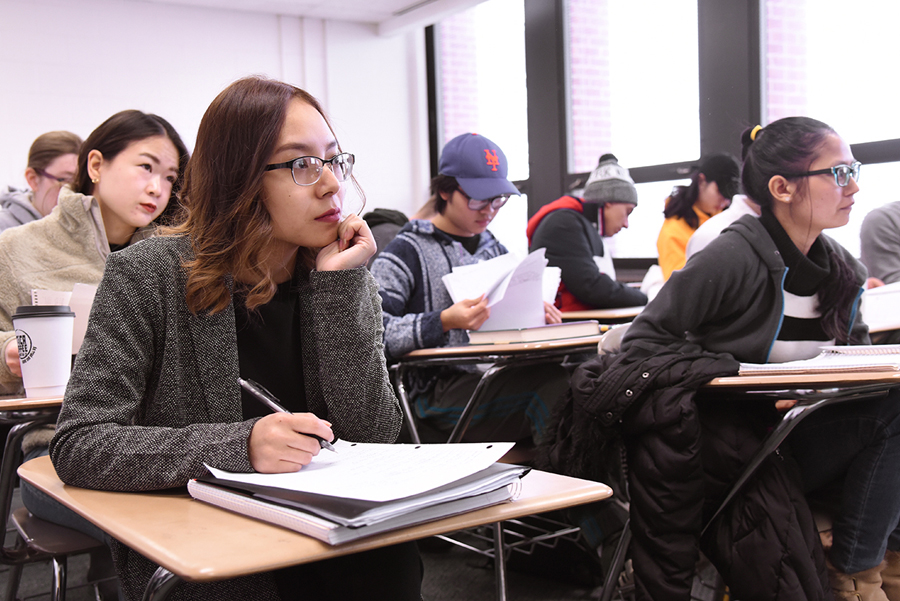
[132, 0, 485, 35]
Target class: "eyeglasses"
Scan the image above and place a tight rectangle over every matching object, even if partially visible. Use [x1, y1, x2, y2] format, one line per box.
[785, 161, 861, 188]
[37, 168, 74, 185]
[264, 152, 355, 186]
[457, 188, 511, 211]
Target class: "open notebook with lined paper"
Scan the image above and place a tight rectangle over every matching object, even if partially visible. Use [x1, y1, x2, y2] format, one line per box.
[739, 345, 900, 376]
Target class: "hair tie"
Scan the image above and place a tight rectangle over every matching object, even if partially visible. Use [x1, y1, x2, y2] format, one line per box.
[750, 125, 763, 141]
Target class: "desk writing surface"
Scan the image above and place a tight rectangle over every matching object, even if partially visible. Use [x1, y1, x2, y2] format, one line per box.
[707, 371, 900, 389]
[402, 335, 602, 359]
[561, 306, 643, 322]
[0, 396, 63, 411]
[18, 456, 612, 583]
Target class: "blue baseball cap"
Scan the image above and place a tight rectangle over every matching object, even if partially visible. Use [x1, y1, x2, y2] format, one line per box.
[438, 133, 520, 200]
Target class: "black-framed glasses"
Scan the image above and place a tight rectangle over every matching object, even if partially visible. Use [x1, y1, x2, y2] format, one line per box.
[37, 168, 73, 185]
[785, 161, 861, 188]
[265, 152, 355, 186]
[457, 188, 511, 211]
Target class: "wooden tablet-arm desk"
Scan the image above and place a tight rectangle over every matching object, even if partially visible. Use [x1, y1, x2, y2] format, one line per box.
[699, 371, 900, 532]
[597, 370, 900, 601]
[391, 335, 602, 444]
[19, 456, 612, 601]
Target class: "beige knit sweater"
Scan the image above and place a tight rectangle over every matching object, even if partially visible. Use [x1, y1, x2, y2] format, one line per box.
[0, 186, 151, 397]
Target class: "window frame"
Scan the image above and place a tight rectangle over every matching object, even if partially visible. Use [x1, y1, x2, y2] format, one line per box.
[426, 0, 900, 257]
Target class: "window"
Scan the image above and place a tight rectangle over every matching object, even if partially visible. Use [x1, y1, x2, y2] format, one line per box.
[490, 193, 529, 258]
[830, 162, 900, 258]
[429, 0, 899, 262]
[765, 0, 900, 257]
[566, 0, 700, 173]
[436, 0, 529, 252]
[765, 0, 900, 143]
[604, 179, 687, 259]
[437, 0, 529, 181]
[565, 0, 699, 258]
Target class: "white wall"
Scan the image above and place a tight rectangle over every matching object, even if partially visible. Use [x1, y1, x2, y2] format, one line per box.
[0, 0, 429, 217]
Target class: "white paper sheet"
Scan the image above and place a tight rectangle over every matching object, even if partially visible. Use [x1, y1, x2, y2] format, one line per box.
[861, 281, 900, 332]
[543, 266, 561, 304]
[69, 283, 98, 354]
[206, 440, 514, 502]
[31, 289, 72, 306]
[31, 284, 98, 354]
[477, 250, 548, 331]
[440, 249, 551, 332]
[442, 253, 522, 306]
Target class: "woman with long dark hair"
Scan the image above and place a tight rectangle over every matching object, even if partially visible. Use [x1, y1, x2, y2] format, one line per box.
[0, 110, 189, 390]
[656, 152, 740, 280]
[624, 116, 900, 599]
[49, 76, 422, 600]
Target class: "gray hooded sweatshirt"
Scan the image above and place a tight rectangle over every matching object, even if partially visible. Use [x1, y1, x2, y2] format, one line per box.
[0, 186, 40, 232]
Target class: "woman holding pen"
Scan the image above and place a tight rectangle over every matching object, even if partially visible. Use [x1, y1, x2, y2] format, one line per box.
[49, 76, 422, 600]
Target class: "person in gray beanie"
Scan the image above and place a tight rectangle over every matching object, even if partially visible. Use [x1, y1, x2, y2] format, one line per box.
[527, 153, 648, 311]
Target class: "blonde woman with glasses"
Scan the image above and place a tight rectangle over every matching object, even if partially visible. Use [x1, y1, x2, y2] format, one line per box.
[0, 130, 83, 232]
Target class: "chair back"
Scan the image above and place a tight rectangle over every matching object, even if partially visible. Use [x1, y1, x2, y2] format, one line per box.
[598, 323, 630, 355]
[1, 408, 105, 601]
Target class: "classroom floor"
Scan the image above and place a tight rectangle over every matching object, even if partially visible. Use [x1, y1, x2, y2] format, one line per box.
[0, 544, 605, 601]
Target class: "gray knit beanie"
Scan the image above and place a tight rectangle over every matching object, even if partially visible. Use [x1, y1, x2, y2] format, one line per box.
[582, 153, 638, 206]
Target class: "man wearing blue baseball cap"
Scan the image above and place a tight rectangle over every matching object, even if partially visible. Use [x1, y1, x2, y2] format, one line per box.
[371, 133, 568, 447]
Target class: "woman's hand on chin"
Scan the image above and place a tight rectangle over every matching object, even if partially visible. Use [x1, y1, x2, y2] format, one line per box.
[315, 213, 377, 271]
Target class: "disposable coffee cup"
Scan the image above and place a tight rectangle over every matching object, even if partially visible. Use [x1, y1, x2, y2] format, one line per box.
[12, 305, 75, 398]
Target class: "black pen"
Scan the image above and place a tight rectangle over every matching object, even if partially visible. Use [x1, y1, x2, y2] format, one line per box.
[238, 377, 337, 452]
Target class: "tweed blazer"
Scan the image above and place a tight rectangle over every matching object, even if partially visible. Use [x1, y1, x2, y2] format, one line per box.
[50, 234, 402, 601]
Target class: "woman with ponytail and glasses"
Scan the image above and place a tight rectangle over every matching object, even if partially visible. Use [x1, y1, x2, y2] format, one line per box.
[49, 76, 421, 601]
[617, 116, 900, 600]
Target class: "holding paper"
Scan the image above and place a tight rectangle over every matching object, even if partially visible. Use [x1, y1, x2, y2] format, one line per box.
[442, 248, 559, 331]
[371, 132, 571, 444]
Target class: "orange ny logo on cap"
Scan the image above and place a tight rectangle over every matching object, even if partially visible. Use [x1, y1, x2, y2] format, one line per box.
[484, 149, 500, 172]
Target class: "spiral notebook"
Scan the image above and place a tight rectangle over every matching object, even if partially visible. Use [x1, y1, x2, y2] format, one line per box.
[739, 345, 900, 376]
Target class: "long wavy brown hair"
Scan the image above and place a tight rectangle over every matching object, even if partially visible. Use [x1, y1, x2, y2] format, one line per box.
[169, 77, 351, 315]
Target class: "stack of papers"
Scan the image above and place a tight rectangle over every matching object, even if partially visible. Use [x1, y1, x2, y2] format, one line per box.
[188, 441, 529, 544]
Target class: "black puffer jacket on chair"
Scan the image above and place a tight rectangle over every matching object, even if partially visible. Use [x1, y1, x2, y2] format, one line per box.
[540, 338, 832, 601]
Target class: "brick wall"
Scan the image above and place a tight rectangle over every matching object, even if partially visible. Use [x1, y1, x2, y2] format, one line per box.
[439, 11, 479, 143]
[567, 0, 611, 174]
[765, 0, 807, 122]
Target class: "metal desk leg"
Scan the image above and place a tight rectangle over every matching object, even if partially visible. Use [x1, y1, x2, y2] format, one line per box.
[142, 566, 182, 601]
[392, 365, 422, 444]
[493, 522, 507, 601]
[701, 386, 890, 537]
[447, 354, 578, 444]
[599, 518, 631, 601]
[448, 364, 507, 443]
[51, 556, 66, 601]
